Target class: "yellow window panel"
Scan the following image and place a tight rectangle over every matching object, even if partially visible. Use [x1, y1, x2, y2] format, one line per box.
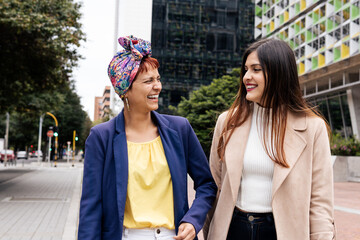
[300, 0, 306, 11]
[270, 21, 275, 31]
[318, 53, 325, 67]
[284, 11, 289, 21]
[299, 62, 305, 74]
[341, 43, 350, 58]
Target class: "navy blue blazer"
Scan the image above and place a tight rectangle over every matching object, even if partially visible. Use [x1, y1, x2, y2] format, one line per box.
[78, 111, 217, 240]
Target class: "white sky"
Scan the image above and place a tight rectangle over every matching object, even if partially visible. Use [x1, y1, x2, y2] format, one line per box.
[73, 0, 152, 121]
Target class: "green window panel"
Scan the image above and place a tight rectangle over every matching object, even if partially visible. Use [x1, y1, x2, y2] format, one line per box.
[334, 47, 341, 61]
[334, 0, 342, 11]
[295, 23, 300, 33]
[313, 12, 319, 23]
[263, 3, 269, 12]
[351, 4, 360, 19]
[256, 5, 262, 16]
[312, 57, 318, 70]
[306, 30, 313, 41]
[289, 39, 295, 48]
[280, 14, 284, 24]
[327, 19, 335, 31]
[295, 3, 300, 14]
[267, 23, 270, 34]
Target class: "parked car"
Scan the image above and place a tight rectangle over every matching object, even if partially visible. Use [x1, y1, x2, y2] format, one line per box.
[17, 151, 27, 160]
[30, 150, 43, 158]
[0, 149, 15, 164]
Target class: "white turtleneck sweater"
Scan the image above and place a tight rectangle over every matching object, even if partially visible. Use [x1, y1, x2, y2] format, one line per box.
[236, 104, 274, 213]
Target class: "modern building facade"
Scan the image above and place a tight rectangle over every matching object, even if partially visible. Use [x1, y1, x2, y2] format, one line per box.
[93, 86, 111, 121]
[256, 0, 360, 138]
[151, 0, 254, 112]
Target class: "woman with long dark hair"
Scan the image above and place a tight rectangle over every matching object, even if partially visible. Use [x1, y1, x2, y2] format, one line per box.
[204, 38, 335, 240]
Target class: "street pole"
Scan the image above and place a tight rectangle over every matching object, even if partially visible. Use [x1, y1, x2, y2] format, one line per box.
[37, 114, 44, 164]
[48, 136, 52, 165]
[67, 141, 71, 164]
[4, 112, 9, 166]
[46, 112, 58, 167]
[72, 130, 76, 167]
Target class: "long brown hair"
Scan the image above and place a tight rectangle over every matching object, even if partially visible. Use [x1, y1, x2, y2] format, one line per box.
[217, 38, 326, 168]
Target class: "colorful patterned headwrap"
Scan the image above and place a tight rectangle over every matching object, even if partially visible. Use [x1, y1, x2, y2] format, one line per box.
[107, 35, 152, 98]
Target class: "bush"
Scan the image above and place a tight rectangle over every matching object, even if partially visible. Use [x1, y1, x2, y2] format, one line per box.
[330, 133, 360, 156]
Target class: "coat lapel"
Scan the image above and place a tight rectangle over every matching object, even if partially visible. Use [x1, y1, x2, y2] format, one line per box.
[272, 112, 307, 198]
[113, 112, 129, 223]
[225, 114, 252, 203]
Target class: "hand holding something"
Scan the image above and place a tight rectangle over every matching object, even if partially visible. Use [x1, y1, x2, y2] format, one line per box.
[173, 222, 196, 240]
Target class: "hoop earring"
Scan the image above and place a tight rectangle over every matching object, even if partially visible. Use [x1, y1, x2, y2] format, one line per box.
[125, 97, 130, 111]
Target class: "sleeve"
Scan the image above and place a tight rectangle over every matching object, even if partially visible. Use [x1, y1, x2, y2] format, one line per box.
[310, 121, 336, 240]
[78, 128, 105, 240]
[179, 119, 218, 234]
[203, 115, 224, 239]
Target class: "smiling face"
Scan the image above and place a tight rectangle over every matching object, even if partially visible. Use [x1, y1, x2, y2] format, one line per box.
[125, 67, 161, 113]
[243, 51, 266, 105]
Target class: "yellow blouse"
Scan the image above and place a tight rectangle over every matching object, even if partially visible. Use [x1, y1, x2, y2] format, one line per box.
[124, 136, 175, 229]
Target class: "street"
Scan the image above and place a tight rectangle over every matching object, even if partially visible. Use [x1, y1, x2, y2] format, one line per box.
[0, 162, 82, 240]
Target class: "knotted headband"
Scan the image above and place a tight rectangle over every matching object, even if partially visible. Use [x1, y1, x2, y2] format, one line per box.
[107, 35, 152, 98]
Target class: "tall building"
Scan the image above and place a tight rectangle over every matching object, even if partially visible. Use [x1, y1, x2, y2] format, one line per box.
[256, 0, 360, 138]
[94, 97, 103, 122]
[93, 86, 111, 121]
[151, 0, 255, 112]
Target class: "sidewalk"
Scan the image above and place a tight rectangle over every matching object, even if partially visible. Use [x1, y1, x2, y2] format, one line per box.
[0, 162, 83, 240]
[188, 178, 360, 240]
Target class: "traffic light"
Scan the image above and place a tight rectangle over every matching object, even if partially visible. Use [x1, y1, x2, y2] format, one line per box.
[75, 134, 78, 141]
[53, 126, 58, 137]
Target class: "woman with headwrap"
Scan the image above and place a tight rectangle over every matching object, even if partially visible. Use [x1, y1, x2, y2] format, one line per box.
[78, 36, 217, 240]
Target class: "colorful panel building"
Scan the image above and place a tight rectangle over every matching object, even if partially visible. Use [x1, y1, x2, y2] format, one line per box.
[256, 0, 360, 138]
[151, 0, 254, 112]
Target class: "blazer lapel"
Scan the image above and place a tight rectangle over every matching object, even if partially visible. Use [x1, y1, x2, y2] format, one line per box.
[225, 114, 252, 203]
[272, 112, 307, 198]
[113, 112, 129, 222]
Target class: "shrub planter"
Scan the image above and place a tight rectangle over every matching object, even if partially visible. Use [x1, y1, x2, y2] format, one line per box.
[333, 156, 360, 182]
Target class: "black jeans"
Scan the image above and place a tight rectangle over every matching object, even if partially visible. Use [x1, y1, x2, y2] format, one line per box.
[227, 207, 277, 240]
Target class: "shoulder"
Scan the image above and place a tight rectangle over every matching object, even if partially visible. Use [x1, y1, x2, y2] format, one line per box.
[88, 117, 116, 141]
[215, 111, 229, 130]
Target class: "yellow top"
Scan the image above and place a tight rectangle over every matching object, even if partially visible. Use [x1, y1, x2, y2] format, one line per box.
[124, 136, 175, 229]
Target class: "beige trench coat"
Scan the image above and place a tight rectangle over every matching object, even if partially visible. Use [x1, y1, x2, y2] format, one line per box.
[203, 108, 335, 240]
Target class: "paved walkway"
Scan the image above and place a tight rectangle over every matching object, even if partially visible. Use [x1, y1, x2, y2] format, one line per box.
[334, 182, 360, 240]
[0, 162, 83, 240]
[188, 179, 360, 240]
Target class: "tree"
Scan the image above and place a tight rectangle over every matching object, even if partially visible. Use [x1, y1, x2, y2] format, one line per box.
[0, 0, 85, 113]
[171, 68, 241, 156]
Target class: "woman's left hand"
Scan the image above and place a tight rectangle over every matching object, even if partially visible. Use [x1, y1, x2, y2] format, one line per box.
[173, 222, 196, 240]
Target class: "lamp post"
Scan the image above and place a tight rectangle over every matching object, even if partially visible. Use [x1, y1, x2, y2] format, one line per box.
[46, 112, 58, 167]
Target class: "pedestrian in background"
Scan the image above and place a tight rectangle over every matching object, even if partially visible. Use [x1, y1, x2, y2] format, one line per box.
[204, 38, 335, 240]
[78, 36, 217, 240]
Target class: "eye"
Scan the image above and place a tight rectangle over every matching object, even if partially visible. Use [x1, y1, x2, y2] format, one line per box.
[254, 68, 262, 72]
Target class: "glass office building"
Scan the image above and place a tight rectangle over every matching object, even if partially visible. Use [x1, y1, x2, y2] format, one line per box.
[256, 0, 360, 138]
[151, 0, 254, 112]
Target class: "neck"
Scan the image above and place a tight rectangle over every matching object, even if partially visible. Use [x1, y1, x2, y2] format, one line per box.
[123, 109, 155, 132]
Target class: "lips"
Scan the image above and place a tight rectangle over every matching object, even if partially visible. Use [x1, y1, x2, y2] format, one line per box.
[246, 84, 257, 91]
[147, 94, 159, 99]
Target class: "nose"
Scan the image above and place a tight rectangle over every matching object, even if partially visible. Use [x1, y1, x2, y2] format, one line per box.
[153, 81, 162, 91]
[243, 70, 251, 81]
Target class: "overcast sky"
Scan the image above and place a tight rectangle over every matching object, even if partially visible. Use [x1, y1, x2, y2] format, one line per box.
[73, 0, 152, 121]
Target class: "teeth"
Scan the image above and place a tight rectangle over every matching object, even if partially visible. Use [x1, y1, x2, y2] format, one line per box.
[247, 85, 256, 89]
[148, 95, 159, 99]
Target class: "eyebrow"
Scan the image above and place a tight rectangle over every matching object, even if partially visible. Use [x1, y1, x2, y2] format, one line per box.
[141, 75, 161, 81]
[245, 64, 262, 68]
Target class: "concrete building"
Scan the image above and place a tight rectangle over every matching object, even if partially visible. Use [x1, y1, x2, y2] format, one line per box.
[151, 0, 255, 112]
[256, 0, 360, 138]
[93, 86, 111, 121]
[93, 97, 103, 122]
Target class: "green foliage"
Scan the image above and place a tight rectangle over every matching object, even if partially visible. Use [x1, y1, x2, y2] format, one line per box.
[172, 68, 241, 156]
[0, 0, 85, 113]
[330, 133, 360, 156]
